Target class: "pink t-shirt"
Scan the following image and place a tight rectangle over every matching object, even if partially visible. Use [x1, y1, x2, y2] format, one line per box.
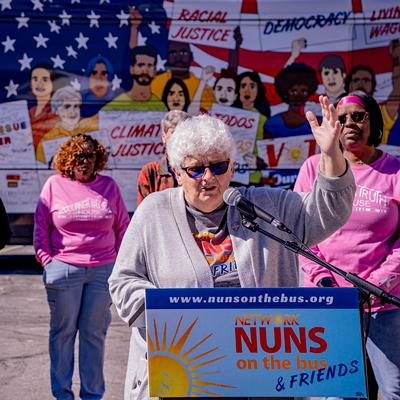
[34, 174, 130, 267]
[294, 152, 400, 312]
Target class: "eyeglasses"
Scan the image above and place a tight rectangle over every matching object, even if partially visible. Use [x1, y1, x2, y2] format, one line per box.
[338, 111, 369, 126]
[75, 152, 97, 163]
[181, 160, 230, 179]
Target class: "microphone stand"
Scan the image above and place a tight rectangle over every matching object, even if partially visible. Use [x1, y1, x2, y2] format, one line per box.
[240, 214, 400, 400]
[240, 215, 400, 308]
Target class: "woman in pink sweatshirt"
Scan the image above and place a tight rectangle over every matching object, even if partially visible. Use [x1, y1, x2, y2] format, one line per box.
[34, 133, 130, 400]
[294, 91, 400, 400]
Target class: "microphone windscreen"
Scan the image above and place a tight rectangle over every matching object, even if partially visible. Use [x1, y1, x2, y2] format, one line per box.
[223, 188, 241, 206]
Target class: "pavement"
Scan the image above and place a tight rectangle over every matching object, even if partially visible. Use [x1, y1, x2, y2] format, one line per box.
[0, 245, 131, 400]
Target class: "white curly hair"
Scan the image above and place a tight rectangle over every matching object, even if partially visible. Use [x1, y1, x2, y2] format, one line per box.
[167, 114, 237, 172]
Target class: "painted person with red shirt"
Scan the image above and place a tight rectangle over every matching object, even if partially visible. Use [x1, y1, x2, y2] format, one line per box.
[29, 63, 65, 150]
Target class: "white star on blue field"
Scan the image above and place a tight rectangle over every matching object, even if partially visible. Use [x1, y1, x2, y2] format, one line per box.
[0, 0, 169, 102]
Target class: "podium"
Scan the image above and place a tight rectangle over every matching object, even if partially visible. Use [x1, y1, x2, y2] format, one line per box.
[145, 287, 367, 398]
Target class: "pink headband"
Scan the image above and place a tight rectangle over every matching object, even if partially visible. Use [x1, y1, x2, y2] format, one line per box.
[337, 96, 365, 108]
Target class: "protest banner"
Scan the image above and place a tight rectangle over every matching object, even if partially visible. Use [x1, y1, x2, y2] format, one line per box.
[211, 104, 260, 185]
[168, 0, 241, 49]
[258, 1, 354, 53]
[99, 111, 166, 168]
[0, 101, 36, 168]
[257, 135, 319, 169]
[146, 287, 366, 398]
[358, 1, 400, 46]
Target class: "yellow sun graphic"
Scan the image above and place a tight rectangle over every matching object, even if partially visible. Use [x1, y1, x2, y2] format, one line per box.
[289, 147, 301, 159]
[285, 144, 306, 164]
[147, 316, 237, 397]
[280, 139, 315, 166]
[273, 314, 283, 324]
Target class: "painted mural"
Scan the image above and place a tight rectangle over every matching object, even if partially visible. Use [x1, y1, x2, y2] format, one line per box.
[0, 0, 400, 212]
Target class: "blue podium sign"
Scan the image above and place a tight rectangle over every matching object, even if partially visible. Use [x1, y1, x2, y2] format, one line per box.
[145, 287, 366, 398]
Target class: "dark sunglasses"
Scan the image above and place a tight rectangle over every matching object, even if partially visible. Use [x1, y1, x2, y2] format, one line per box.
[75, 152, 97, 163]
[182, 160, 230, 179]
[338, 111, 369, 126]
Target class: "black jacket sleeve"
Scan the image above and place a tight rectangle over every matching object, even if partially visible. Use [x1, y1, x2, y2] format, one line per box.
[0, 198, 12, 250]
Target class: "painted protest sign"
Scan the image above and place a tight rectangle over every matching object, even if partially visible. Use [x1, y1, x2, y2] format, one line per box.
[258, 1, 354, 53]
[99, 111, 165, 168]
[359, 1, 400, 46]
[257, 135, 319, 169]
[0, 101, 36, 168]
[41, 129, 114, 169]
[146, 287, 366, 398]
[168, 0, 241, 49]
[211, 104, 260, 184]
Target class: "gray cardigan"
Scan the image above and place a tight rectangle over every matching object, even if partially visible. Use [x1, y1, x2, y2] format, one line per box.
[109, 166, 355, 400]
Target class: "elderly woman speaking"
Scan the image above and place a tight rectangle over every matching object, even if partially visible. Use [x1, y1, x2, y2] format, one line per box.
[109, 96, 356, 400]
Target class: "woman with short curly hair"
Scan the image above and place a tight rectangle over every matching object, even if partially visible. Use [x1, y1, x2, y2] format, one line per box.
[52, 133, 108, 176]
[34, 133, 130, 400]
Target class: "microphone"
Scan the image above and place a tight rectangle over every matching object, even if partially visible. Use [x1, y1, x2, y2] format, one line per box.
[223, 188, 292, 234]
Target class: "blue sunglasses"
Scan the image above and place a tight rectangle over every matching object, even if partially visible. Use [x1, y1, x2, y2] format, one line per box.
[181, 160, 230, 179]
